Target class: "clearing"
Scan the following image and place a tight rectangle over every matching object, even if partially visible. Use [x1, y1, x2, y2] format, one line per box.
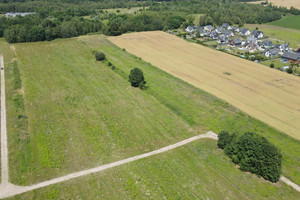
[109, 31, 300, 141]
[102, 7, 146, 14]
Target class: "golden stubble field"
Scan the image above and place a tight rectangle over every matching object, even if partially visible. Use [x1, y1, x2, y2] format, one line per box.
[109, 31, 300, 140]
[249, 0, 300, 9]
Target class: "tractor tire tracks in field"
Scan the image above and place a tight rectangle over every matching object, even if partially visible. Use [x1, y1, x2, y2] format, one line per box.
[0, 54, 299, 198]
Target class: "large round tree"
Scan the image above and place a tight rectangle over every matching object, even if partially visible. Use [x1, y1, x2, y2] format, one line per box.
[129, 68, 145, 88]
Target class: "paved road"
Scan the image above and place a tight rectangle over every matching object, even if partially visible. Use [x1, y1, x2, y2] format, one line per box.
[0, 55, 9, 186]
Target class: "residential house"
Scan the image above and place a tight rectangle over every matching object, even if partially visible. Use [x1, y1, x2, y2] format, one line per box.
[232, 26, 240, 32]
[261, 40, 273, 48]
[223, 30, 234, 37]
[281, 52, 300, 63]
[198, 28, 209, 37]
[185, 26, 196, 34]
[247, 36, 258, 44]
[280, 44, 291, 52]
[210, 31, 219, 39]
[204, 25, 214, 32]
[274, 44, 281, 49]
[274, 44, 291, 52]
[215, 27, 223, 34]
[243, 36, 259, 52]
[5, 12, 35, 17]
[221, 23, 231, 30]
[251, 30, 264, 38]
[218, 35, 229, 44]
[230, 38, 243, 46]
[264, 48, 280, 57]
[240, 28, 251, 36]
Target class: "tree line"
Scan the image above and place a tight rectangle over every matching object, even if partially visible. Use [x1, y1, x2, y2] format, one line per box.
[0, 0, 299, 43]
[149, 0, 300, 25]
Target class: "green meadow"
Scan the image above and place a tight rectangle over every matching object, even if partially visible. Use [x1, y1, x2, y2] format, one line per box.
[1, 35, 300, 199]
[8, 140, 300, 200]
[268, 15, 300, 30]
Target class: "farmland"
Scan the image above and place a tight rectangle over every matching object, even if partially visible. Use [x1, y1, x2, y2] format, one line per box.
[109, 31, 300, 140]
[1, 34, 300, 198]
[268, 15, 300, 30]
[249, 0, 300, 9]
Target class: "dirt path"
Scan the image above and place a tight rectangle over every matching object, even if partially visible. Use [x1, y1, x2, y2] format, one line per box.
[0, 127, 299, 198]
[0, 131, 217, 198]
[280, 176, 300, 192]
[0, 55, 9, 186]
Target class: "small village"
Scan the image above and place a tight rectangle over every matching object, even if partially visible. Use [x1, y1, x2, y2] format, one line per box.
[171, 23, 300, 75]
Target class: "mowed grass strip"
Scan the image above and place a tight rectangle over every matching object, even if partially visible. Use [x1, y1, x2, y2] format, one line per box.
[7, 140, 300, 200]
[83, 34, 300, 185]
[6, 38, 197, 185]
[109, 31, 300, 140]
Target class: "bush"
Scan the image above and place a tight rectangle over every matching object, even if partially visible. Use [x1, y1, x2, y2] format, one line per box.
[218, 131, 232, 149]
[95, 52, 106, 61]
[270, 63, 274, 68]
[108, 62, 112, 66]
[287, 68, 293, 74]
[129, 68, 146, 88]
[218, 131, 282, 182]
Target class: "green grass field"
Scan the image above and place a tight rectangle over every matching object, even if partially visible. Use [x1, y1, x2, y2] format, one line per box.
[8, 140, 300, 199]
[268, 15, 300, 30]
[1, 35, 300, 199]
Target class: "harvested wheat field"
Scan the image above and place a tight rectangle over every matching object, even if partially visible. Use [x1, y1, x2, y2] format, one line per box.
[109, 31, 300, 140]
[249, 0, 300, 9]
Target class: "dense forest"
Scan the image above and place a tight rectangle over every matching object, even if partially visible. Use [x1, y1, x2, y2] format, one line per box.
[0, 0, 299, 43]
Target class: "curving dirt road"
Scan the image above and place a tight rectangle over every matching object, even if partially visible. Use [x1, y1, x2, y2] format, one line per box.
[0, 131, 217, 199]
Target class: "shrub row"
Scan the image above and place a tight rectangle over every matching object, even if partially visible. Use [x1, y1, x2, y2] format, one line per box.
[218, 131, 282, 182]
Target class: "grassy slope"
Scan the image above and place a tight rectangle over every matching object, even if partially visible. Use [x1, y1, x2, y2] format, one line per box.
[268, 15, 300, 30]
[82, 35, 300, 185]
[8, 140, 300, 200]
[246, 24, 300, 49]
[3, 36, 300, 199]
